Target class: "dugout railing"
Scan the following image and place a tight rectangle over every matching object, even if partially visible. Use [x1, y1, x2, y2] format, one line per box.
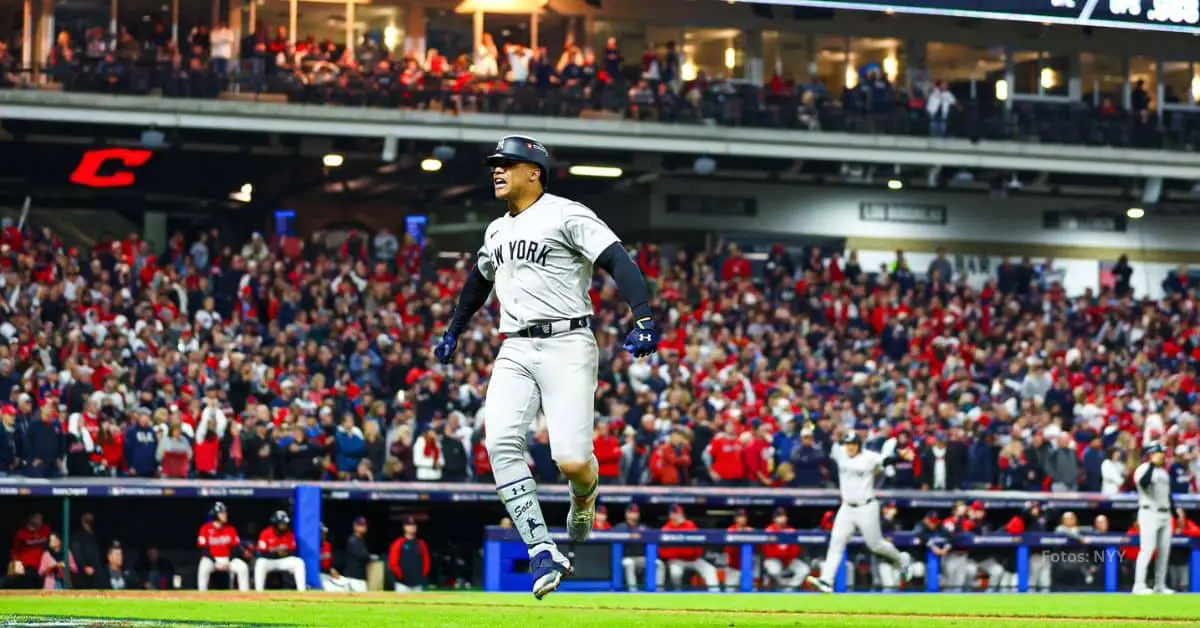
[4, 478, 1198, 593]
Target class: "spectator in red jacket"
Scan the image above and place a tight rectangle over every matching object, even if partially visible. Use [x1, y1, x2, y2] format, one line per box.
[743, 422, 774, 486]
[722, 509, 754, 591]
[706, 422, 745, 485]
[649, 428, 691, 485]
[659, 505, 719, 591]
[388, 517, 430, 592]
[9, 512, 51, 589]
[763, 507, 809, 591]
[593, 423, 622, 482]
[720, 244, 751, 281]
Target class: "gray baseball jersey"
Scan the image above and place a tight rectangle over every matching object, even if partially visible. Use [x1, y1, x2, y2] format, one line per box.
[476, 193, 619, 333]
[1135, 462, 1172, 509]
[831, 444, 884, 504]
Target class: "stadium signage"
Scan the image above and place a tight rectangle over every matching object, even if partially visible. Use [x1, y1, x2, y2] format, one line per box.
[69, 148, 153, 189]
[5, 92, 1198, 179]
[744, 0, 1200, 33]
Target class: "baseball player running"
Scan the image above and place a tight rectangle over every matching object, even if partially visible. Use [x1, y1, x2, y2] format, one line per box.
[1133, 442, 1175, 595]
[806, 432, 911, 593]
[254, 510, 307, 592]
[435, 135, 658, 600]
[196, 502, 249, 591]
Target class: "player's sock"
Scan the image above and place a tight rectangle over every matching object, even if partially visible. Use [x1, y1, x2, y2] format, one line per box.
[569, 457, 599, 507]
[495, 469, 555, 558]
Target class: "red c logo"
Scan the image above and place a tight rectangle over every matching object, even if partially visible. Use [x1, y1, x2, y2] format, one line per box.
[69, 148, 153, 188]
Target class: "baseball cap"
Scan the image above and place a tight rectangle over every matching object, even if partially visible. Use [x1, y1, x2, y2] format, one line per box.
[353, 516, 368, 527]
[773, 507, 787, 518]
[970, 500, 985, 512]
[0, 404, 14, 415]
[669, 504, 686, 516]
[627, 504, 640, 514]
[402, 516, 417, 526]
[735, 508, 748, 518]
[596, 504, 607, 515]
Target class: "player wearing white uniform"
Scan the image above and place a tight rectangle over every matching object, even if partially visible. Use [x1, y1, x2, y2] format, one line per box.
[1133, 442, 1175, 594]
[434, 135, 658, 600]
[806, 432, 910, 593]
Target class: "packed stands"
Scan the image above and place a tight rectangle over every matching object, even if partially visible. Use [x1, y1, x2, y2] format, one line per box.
[2, 22, 1195, 151]
[0, 216, 1197, 500]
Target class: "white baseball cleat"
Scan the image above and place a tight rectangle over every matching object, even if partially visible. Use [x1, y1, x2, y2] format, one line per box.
[1155, 587, 1176, 595]
[1132, 586, 1154, 595]
[805, 576, 833, 593]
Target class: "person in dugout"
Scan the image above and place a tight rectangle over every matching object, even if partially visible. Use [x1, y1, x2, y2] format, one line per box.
[388, 517, 431, 592]
[321, 517, 372, 593]
[762, 507, 810, 591]
[967, 500, 1015, 591]
[940, 501, 976, 592]
[1003, 501, 1051, 591]
[8, 513, 51, 589]
[254, 510, 306, 592]
[722, 509, 755, 592]
[912, 510, 951, 587]
[196, 502, 250, 592]
[593, 505, 613, 530]
[659, 504, 720, 591]
[616, 505, 662, 592]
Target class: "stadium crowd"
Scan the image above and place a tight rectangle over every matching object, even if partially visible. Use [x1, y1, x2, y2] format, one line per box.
[0, 20, 1189, 149]
[0, 216, 1197, 500]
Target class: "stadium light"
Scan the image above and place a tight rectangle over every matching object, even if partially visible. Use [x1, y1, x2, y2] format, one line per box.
[569, 165, 623, 178]
[1126, 207, 1145, 219]
[323, 153, 344, 168]
[887, 178, 903, 191]
[421, 158, 443, 172]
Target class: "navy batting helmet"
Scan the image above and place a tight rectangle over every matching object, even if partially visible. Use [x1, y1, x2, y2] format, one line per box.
[270, 510, 290, 527]
[210, 502, 227, 518]
[486, 135, 550, 186]
[841, 432, 863, 446]
[1145, 442, 1165, 455]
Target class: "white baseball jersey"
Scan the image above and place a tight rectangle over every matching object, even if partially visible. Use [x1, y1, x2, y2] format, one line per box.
[831, 444, 884, 504]
[1135, 462, 1172, 510]
[476, 193, 619, 333]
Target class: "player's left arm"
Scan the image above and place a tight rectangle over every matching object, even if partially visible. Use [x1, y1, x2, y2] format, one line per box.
[561, 206, 652, 322]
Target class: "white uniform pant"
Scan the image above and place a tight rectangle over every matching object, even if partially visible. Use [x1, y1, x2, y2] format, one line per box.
[667, 558, 720, 591]
[878, 552, 923, 589]
[1028, 554, 1052, 592]
[819, 501, 902, 583]
[394, 583, 424, 592]
[763, 558, 809, 590]
[976, 557, 1013, 591]
[197, 557, 249, 592]
[484, 332, 599, 468]
[321, 574, 367, 592]
[254, 556, 307, 591]
[724, 557, 756, 591]
[1134, 509, 1172, 591]
[941, 552, 975, 591]
[620, 556, 665, 591]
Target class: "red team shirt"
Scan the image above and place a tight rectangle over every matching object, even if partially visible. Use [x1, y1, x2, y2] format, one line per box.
[320, 540, 333, 571]
[197, 522, 241, 559]
[257, 528, 297, 556]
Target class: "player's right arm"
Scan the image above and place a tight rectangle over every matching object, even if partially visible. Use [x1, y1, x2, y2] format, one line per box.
[197, 527, 212, 558]
[1137, 462, 1153, 491]
[445, 237, 498, 338]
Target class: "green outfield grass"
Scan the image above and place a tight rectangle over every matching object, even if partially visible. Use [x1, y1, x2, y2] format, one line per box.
[0, 591, 1198, 628]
